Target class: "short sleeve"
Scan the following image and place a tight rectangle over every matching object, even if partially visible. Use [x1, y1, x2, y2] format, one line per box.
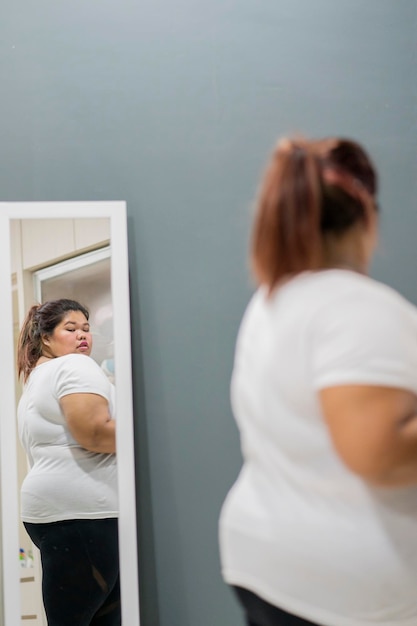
[54, 354, 112, 403]
[311, 284, 417, 394]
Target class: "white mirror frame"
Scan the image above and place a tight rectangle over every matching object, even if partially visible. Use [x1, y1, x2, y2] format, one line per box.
[0, 202, 140, 626]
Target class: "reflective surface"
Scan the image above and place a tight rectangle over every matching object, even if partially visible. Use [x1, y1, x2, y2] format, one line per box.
[0, 203, 139, 626]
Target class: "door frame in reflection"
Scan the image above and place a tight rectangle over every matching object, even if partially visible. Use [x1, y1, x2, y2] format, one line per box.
[34, 246, 113, 373]
[0, 202, 140, 626]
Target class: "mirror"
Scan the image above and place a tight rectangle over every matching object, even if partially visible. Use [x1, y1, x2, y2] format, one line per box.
[0, 202, 139, 626]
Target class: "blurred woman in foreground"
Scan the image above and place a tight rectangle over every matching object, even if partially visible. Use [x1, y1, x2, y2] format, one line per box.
[220, 136, 417, 625]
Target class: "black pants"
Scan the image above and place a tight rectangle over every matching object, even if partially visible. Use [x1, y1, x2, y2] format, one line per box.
[24, 518, 121, 626]
[233, 587, 320, 626]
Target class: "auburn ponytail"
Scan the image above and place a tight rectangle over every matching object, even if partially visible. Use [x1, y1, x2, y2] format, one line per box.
[17, 304, 43, 382]
[251, 138, 322, 292]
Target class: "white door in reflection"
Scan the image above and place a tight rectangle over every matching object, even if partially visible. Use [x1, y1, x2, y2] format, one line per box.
[34, 247, 114, 380]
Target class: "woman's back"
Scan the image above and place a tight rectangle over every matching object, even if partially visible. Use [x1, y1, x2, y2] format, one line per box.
[220, 269, 417, 625]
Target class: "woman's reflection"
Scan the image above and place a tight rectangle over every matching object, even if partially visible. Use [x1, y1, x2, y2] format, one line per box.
[17, 299, 120, 626]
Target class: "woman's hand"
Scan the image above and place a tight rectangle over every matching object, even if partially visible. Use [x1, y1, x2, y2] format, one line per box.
[60, 393, 116, 454]
[320, 385, 417, 487]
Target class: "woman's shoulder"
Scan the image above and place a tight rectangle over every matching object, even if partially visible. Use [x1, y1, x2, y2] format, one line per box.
[52, 354, 113, 398]
[47, 355, 108, 385]
[306, 271, 417, 351]
[291, 270, 416, 314]
[236, 272, 417, 348]
[49, 353, 102, 372]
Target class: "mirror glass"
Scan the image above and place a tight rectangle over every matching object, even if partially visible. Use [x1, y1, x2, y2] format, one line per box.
[0, 203, 139, 626]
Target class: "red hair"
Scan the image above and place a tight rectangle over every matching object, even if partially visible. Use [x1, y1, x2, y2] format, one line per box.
[250, 136, 378, 292]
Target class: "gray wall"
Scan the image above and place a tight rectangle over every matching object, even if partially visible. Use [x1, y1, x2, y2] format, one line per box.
[1, 1, 416, 625]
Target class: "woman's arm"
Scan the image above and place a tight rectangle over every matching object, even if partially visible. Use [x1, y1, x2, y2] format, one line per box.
[60, 393, 116, 454]
[319, 385, 417, 487]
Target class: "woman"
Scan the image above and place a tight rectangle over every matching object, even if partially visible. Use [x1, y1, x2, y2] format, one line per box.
[17, 298, 119, 626]
[219, 137, 417, 625]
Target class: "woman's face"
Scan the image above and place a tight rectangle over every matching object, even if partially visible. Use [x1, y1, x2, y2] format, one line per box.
[42, 310, 93, 359]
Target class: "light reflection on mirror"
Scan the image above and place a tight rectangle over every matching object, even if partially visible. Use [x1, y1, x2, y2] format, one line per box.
[0, 204, 139, 626]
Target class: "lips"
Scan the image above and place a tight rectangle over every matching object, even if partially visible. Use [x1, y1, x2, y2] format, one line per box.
[78, 341, 89, 350]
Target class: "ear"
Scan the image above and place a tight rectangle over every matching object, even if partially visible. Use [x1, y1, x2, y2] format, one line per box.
[41, 334, 51, 347]
[366, 208, 379, 240]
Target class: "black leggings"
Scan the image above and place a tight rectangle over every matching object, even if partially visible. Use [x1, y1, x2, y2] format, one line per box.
[24, 518, 120, 626]
[233, 587, 320, 626]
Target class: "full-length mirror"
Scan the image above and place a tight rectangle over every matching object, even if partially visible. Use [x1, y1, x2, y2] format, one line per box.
[0, 203, 139, 626]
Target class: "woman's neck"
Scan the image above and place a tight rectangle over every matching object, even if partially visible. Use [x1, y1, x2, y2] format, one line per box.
[36, 355, 54, 367]
[320, 229, 369, 275]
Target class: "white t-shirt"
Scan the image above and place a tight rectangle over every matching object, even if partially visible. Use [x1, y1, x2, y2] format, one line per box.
[18, 353, 118, 523]
[219, 270, 417, 626]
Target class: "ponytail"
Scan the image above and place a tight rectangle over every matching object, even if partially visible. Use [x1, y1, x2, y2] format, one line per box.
[17, 304, 43, 382]
[251, 138, 322, 292]
[250, 135, 378, 293]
